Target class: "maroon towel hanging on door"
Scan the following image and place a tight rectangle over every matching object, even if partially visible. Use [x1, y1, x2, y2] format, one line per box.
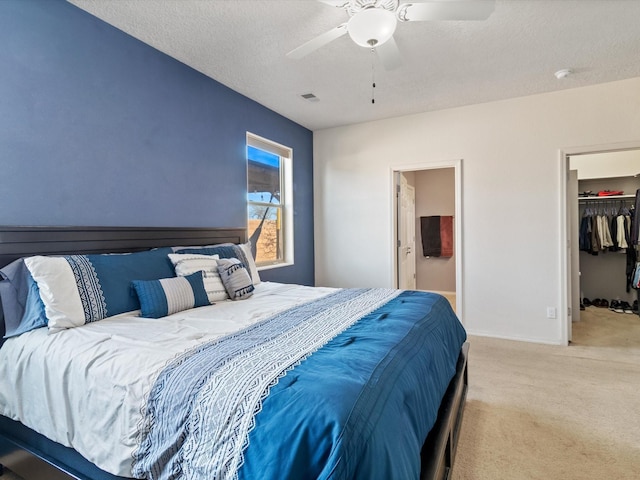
[440, 216, 454, 258]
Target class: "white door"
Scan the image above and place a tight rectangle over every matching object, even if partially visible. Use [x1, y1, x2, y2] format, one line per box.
[398, 174, 416, 290]
[567, 168, 580, 340]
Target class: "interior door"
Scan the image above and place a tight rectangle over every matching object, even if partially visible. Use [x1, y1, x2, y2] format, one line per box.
[398, 174, 416, 290]
[568, 168, 580, 339]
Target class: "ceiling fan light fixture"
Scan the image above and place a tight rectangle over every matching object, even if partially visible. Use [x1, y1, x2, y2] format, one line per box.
[347, 8, 397, 48]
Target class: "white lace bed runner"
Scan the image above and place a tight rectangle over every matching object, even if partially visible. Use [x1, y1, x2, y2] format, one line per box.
[132, 287, 401, 480]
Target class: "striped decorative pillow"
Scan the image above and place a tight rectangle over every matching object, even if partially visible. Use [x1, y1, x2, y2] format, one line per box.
[131, 271, 210, 319]
[217, 258, 254, 301]
[24, 248, 175, 332]
[168, 253, 228, 303]
[174, 242, 261, 285]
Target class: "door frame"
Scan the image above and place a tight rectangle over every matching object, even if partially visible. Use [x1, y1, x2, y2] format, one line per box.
[559, 140, 640, 345]
[390, 159, 464, 322]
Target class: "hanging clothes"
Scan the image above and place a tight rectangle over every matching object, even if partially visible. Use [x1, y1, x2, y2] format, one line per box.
[590, 214, 601, 254]
[632, 189, 640, 246]
[617, 215, 628, 249]
[579, 215, 591, 252]
[600, 214, 614, 249]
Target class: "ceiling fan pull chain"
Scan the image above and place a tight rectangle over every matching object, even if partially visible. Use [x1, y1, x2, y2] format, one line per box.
[371, 47, 376, 104]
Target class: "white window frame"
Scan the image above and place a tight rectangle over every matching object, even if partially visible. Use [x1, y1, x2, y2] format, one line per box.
[246, 132, 294, 270]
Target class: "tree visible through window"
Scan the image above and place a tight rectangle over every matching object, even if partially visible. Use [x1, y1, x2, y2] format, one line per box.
[247, 135, 292, 267]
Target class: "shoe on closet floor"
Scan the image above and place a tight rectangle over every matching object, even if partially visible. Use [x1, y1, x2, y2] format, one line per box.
[583, 298, 592, 307]
[620, 301, 634, 314]
[599, 299, 609, 308]
[610, 300, 624, 314]
[633, 300, 638, 314]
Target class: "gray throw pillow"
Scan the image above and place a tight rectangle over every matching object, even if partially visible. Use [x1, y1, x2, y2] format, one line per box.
[217, 258, 254, 300]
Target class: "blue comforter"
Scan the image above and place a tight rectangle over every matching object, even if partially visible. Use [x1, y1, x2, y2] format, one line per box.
[133, 289, 466, 480]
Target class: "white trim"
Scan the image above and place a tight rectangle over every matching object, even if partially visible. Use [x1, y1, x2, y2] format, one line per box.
[390, 159, 464, 323]
[257, 261, 294, 272]
[246, 132, 294, 268]
[559, 149, 569, 346]
[467, 329, 564, 346]
[559, 140, 640, 346]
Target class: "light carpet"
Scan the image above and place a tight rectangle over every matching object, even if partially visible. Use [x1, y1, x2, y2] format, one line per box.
[0, 467, 25, 480]
[452, 306, 640, 480]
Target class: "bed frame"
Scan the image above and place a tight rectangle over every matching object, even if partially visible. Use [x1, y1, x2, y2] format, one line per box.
[0, 225, 468, 480]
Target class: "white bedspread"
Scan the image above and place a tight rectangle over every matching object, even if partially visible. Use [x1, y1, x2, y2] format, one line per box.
[0, 282, 336, 477]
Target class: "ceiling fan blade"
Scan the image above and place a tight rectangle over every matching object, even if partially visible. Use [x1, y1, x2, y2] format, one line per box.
[376, 37, 402, 70]
[398, 0, 495, 22]
[287, 24, 348, 60]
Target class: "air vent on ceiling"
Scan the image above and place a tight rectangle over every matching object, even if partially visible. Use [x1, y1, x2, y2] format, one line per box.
[301, 93, 319, 102]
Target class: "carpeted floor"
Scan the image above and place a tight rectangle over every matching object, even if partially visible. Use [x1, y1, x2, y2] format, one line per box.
[0, 467, 24, 480]
[451, 306, 640, 480]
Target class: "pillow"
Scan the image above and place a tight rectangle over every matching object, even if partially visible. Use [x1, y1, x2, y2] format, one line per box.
[0, 259, 48, 338]
[0, 258, 33, 336]
[24, 248, 175, 333]
[174, 242, 261, 285]
[168, 253, 228, 303]
[3, 275, 47, 338]
[131, 271, 210, 319]
[217, 258, 254, 300]
[0, 291, 4, 341]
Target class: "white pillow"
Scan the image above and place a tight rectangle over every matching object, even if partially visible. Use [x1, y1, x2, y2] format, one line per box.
[172, 242, 261, 285]
[23, 256, 86, 333]
[239, 242, 261, 285]
[167, 253, 228, 302]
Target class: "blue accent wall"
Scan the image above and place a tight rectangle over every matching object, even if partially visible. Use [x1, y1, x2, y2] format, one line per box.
[0, 0, 314, 285]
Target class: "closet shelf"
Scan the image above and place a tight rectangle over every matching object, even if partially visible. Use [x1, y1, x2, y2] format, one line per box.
[578, 194, 636, 201]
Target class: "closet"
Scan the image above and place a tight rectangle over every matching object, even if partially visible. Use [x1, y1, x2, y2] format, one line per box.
[571, 151, 640, 310]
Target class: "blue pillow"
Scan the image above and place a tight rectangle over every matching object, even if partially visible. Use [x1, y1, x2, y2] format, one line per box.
[132, 271, 210, 319]
[4, 275, 48, 338]
[24, 248, 176, 332]
[0, 258, 32, 336]
[1, 259, 48, 339]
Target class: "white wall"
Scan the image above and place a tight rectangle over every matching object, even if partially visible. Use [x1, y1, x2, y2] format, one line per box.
[570, 149, 640, 179]
[313, 77, 640, 344]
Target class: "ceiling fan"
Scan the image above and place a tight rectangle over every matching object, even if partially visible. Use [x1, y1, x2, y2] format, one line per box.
[287, 0, 495, 70]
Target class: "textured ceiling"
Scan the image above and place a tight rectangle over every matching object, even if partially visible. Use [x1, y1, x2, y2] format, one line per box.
[67, 0, 640, 131]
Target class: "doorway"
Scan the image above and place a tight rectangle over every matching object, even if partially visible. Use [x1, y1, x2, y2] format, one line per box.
[562, 143, 640, 345]
[392, 160, 463, 321]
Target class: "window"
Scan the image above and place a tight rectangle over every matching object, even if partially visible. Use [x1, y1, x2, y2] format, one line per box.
[247, 133, 293, 268]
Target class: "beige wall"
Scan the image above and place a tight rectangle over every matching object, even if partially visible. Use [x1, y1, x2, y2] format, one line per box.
[414, 168, 456, 292]
[313, 77, 640, 344]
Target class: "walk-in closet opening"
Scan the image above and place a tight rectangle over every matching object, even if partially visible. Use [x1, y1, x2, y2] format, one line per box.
[567, 148, 640, 345]
[392, 160, 463, 320]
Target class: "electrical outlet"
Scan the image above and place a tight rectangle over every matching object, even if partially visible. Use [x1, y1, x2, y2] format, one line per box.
[546, 307, 557, 319]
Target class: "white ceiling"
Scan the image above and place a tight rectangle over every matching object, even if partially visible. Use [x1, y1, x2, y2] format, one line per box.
[67, 0, 640, 131]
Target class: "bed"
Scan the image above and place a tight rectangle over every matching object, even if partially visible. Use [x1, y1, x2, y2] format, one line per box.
[0, 226, 468, 480]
